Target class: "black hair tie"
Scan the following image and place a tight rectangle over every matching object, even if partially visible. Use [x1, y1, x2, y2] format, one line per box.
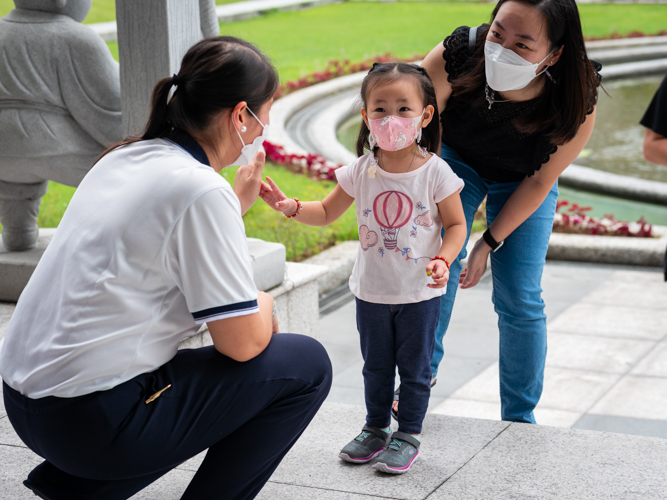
[171, 74, 180, 86]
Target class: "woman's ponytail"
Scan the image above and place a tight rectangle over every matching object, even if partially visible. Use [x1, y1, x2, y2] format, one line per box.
[141, 76, 177, 140]
[95, 36, 278, 163]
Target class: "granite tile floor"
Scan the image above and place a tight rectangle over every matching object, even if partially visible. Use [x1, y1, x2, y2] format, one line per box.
[1, 260, 666, 499]
[320, 260, 667, 439]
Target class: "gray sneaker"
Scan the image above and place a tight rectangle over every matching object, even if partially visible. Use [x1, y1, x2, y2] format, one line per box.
[339, 426, 391, 464]
[372, 431, 420, 474]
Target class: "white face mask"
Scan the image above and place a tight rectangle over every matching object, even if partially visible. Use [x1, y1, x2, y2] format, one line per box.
[231, 108, 269, 167]
[484, 41, 553, 92]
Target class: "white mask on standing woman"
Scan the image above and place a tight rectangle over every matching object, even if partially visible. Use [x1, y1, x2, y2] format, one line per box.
[232, 107, 269, 166]
[484, 41, 554, 92]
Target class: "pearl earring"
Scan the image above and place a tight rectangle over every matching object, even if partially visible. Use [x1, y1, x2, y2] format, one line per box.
[241, 126, 247, 133]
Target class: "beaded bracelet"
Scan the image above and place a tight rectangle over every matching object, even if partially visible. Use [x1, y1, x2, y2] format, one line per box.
[430, 256, 451, 270]
[283, 198, 302, 218]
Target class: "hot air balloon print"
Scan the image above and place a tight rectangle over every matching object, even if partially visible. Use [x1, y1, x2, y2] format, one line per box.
[373, 190, 413, 250]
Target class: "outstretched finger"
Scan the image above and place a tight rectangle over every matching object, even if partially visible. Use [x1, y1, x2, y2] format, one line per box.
[265, 176, 282, 192]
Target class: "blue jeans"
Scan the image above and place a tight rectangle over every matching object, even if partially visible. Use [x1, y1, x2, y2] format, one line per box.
[432, 143, 558, 424]
[356, 297, 440, 435]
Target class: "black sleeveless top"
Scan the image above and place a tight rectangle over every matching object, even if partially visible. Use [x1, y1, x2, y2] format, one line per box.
[440, 26, 600, 183]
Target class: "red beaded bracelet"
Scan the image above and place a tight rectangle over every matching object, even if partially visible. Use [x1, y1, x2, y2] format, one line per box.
[430, 256, 450, 270]
[283, 198, 302, 218]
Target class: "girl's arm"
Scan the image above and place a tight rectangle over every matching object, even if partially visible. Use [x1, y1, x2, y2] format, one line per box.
[260, 177, 354, 226]
[461, 108, 597, 289]
[426, 191, 467, 289]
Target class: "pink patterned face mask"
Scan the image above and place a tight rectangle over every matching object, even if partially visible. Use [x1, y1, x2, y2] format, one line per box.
[368, 110, 424, 151]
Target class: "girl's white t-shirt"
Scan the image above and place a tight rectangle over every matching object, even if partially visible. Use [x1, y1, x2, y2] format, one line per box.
[336, 152, 464, 304]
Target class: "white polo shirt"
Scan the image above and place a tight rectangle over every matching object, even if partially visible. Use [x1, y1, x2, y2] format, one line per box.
[0, 131, 258, 398]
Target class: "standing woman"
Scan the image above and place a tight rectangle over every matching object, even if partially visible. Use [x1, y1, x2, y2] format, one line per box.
[415, 0, 601, 423]
[1, 37, 331, 499]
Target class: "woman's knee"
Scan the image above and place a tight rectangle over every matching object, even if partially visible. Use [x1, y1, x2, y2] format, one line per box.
[268, 334, 333, 389]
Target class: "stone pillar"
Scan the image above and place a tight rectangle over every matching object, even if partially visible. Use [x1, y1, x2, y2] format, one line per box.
[115, 0, 207, 136]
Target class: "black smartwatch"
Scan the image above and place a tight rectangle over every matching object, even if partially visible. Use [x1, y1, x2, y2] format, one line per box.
[482, 229, 504, 252]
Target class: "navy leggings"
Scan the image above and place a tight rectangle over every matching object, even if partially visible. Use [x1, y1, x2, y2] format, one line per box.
[3, 334, 332, 500]
[356, 297, 440, 435]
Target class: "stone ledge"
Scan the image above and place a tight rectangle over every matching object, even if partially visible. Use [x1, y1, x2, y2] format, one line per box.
[547, 226, 667, 267]
[585, 35, 667, 50]
[215, 0, 340, 23]
[119, 402, 667, 499]
[588, 44, 667, 65]
[246, 237, 286, 291]
[600, 57, 667, 80]
[0, 230, 289, 303]
[559, 164, 667, 205]
[1, 399, 666, 499]
[0, 229, 56, 302]
[303, 241, 358, 296]
[269, 72, 367, 157]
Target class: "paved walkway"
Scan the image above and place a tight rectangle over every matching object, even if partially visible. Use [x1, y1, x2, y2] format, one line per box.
[319, 260, 667, 438]
[1, 260, 666, 498]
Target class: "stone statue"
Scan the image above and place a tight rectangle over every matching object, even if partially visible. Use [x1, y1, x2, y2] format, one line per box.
[0, 0, 122, 251]
[199, 0, 220, 39]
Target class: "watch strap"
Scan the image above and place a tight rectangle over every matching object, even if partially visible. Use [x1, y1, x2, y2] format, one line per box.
[483, 229, 501, 251]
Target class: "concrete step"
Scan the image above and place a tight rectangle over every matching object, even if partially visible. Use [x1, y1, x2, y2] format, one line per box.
[3, 402, 665, 498]
[130, 403, 667, 498]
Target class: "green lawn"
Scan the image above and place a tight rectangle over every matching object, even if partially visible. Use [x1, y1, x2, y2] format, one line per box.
[4, 1, 667, 82]
[0, 164, 358, 262]
[104, 2, 667, 82]
[221, 165, 358, 261]
[2, 1, 665, 257]
[0, 0, 243, 22]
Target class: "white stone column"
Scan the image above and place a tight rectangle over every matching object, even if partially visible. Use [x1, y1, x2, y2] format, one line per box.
[115, 0, 204, 136]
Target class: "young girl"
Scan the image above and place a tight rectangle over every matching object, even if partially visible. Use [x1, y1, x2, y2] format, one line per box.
[260, 63, 467, 474]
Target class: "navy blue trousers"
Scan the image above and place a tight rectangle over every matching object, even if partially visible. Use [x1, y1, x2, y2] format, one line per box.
[3, 334, 332, 500]
[356, 297, 439, 435]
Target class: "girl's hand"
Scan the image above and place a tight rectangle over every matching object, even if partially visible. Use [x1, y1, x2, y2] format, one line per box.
[426, 259, 450, 289]
[259, 176, 298, 215]
[234, 151, 265, 215]
[460, 238, 491, 289]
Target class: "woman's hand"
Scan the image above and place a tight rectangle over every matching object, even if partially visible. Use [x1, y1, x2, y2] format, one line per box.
[234, 151, 265, 215]
[426, 259, 450, 289]
[460, 238, 491, 289]
[259, 176, 298, 216]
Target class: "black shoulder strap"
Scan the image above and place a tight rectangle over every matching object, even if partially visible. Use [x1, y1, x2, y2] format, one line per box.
[468, 25, 479, 55]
